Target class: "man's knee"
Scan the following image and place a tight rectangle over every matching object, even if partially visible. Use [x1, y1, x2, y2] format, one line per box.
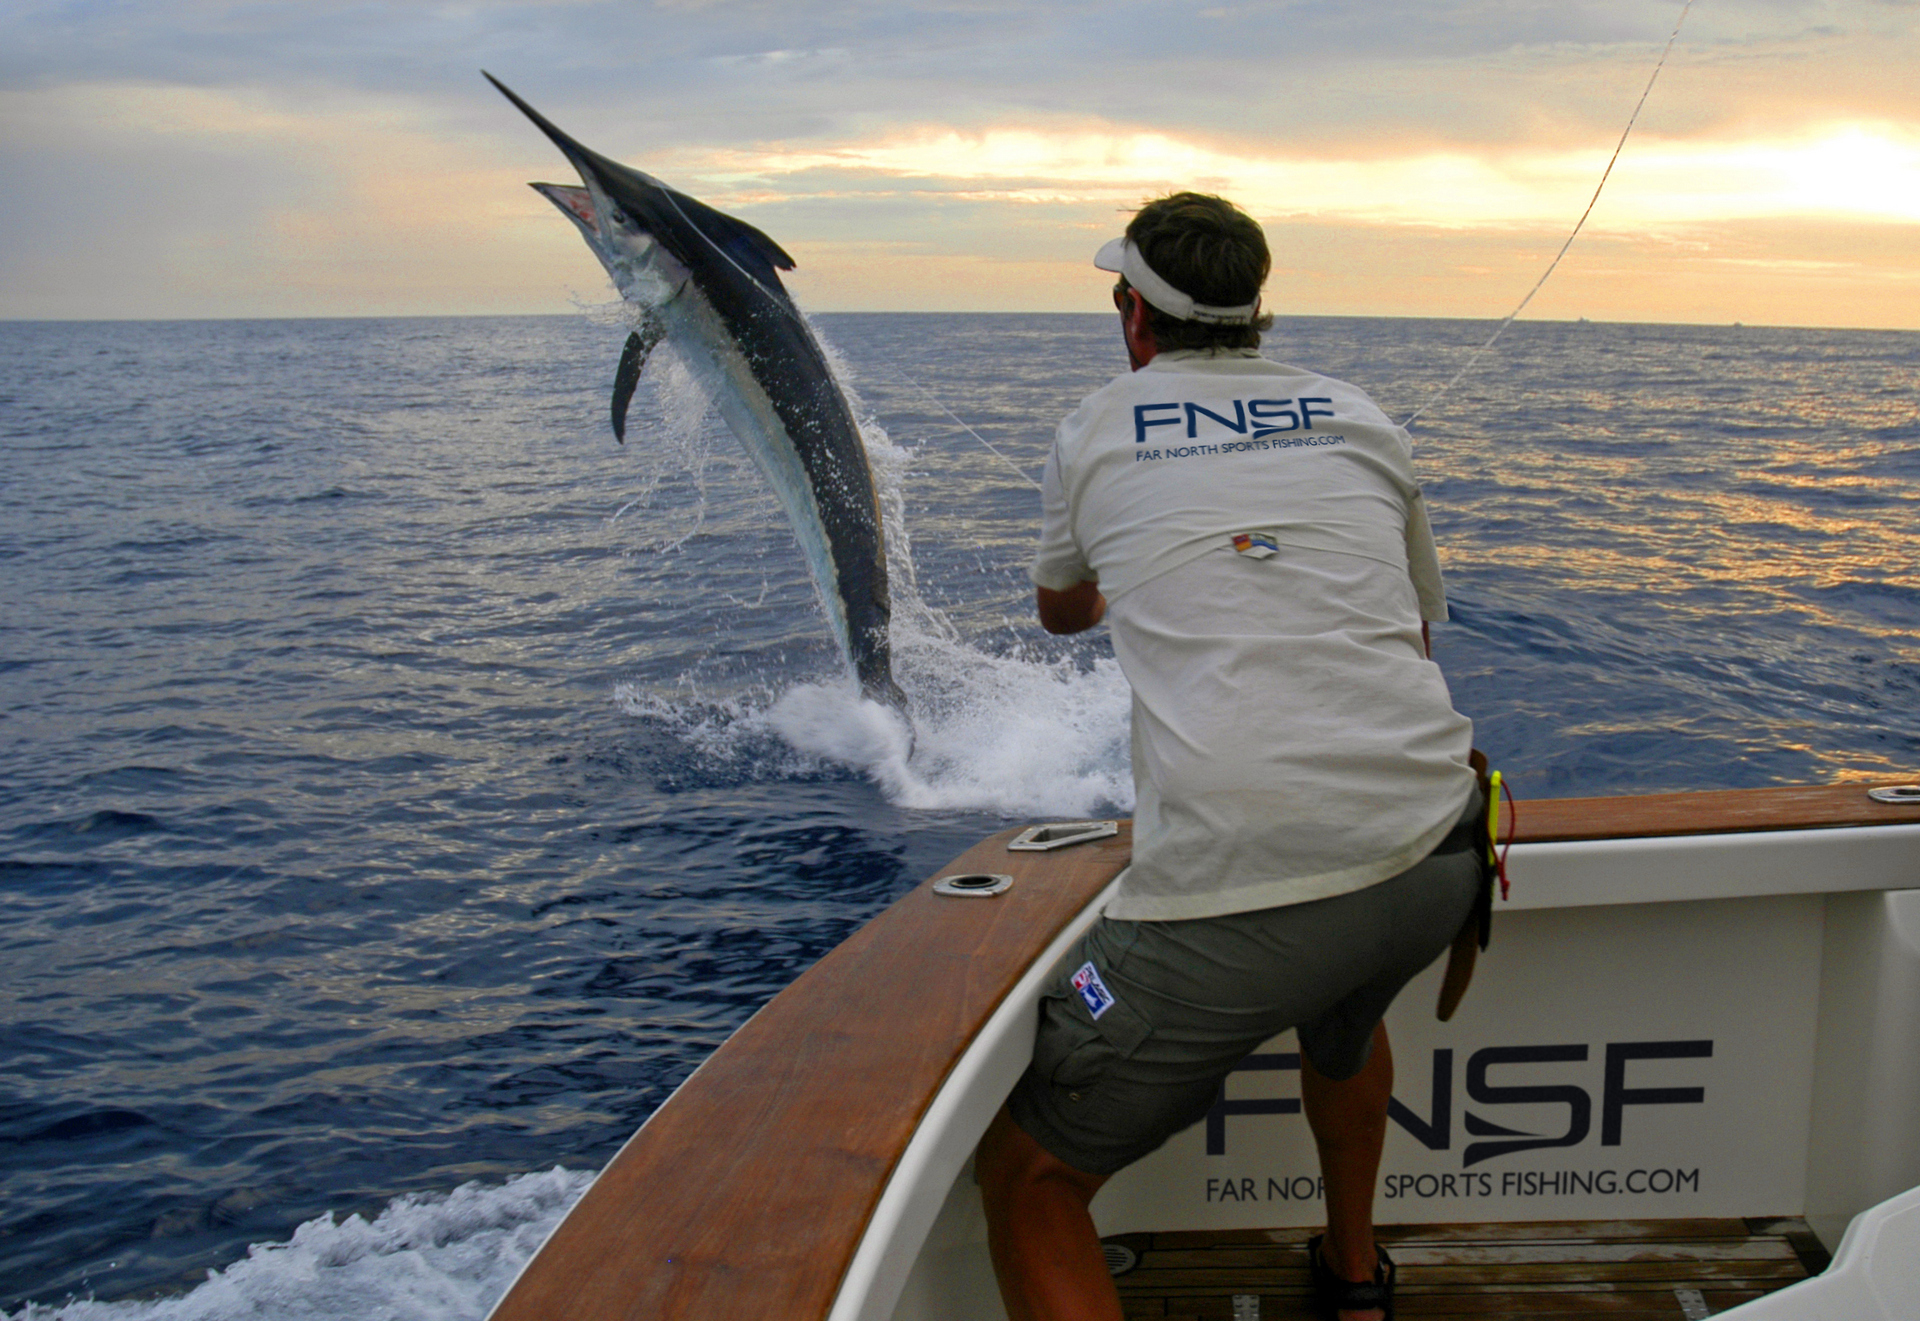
[978, 1105, 1107, 1208]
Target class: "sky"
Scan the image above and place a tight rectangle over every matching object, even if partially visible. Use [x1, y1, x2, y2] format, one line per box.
[3, 0, 1917, 327]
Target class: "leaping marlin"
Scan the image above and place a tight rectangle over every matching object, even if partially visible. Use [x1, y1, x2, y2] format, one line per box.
[486, 73, 908, 715]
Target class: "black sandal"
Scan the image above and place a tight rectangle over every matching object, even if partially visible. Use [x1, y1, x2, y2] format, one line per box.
[1306, 1233, 1395, 1320]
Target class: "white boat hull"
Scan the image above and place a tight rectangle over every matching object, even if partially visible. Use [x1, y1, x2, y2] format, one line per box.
[869, 820, 1920, 1320]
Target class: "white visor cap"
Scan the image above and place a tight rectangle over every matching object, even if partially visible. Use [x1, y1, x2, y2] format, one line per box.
[1094, 237, 1260, 325]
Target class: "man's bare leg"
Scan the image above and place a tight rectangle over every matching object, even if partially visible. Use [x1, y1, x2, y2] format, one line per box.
[976, 1104, 1120, 1321]
[1301, 1021, 1395, 1321]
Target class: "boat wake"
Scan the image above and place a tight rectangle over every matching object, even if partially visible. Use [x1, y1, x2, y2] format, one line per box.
[3, 1169, 593, 1321]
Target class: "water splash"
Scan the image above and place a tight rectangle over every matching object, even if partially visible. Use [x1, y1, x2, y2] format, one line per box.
[769, 647, 1132, 817]
[612, 324, 1135, 819]
[5, 1170, 593, 1321]
[612, 640, 1133, 819]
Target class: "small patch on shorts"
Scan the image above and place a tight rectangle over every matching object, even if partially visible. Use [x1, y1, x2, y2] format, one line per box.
[1232, 531, 1277, 559]
[1071, 961, 1117, 1019]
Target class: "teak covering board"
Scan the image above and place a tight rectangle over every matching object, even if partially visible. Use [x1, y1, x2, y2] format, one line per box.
[489, 780, 1916, 1320]
[1510, 781, 1918, 843]
[488, 822, 1133, 1321]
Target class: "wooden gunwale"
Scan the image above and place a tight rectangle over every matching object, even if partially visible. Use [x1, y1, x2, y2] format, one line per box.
[488, 822, 1133, 1321]
[1508, 782, 1919, 844]
[488, 782, 1919, 1321]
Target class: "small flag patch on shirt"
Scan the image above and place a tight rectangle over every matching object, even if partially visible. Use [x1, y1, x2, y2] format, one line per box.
[1071, 961, 1116, 1019]
[1232, 531, 1277, 558]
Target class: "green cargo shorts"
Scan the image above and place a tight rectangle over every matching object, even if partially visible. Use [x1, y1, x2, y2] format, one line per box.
[1007, 799, 1484, 1176]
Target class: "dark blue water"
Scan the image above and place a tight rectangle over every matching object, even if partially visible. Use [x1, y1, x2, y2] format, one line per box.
[1, 314, 1915, 1316]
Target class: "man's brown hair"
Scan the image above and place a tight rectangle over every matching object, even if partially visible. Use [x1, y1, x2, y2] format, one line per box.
[1121, 192, 1273, 352]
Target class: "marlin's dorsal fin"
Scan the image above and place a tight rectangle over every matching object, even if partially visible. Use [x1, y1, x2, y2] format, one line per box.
[662, 186, 798, 289]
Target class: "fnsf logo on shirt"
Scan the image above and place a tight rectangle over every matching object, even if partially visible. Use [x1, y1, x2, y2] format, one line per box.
[1134, 398, 1337, 445]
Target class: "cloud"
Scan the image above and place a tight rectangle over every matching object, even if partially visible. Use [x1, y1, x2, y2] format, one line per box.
[1, 0, 1916, 322]
[0, 80, 582, 317]
[6, 2, 1909, 141]
[637, 118, 1920, 234]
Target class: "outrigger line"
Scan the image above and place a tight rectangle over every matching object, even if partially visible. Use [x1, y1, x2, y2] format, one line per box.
[1401, 0, 1697, 429]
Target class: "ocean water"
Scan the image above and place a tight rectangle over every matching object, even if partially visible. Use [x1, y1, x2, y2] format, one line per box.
[1, 312, 1915, 1316]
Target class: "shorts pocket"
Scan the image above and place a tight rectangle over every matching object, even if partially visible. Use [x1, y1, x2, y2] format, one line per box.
[1088, 992, 1151, 1057]
[1038, 988, 1152, 1090]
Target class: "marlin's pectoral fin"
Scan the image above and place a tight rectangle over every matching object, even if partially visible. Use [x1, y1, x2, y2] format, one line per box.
[611, 322, 665, 444]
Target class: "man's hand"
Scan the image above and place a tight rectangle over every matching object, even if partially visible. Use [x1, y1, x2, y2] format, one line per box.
[1036, 580, 1106, 635]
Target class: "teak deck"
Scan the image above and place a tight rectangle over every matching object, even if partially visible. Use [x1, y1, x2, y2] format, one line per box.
[1110, 1219, 1832, 1319]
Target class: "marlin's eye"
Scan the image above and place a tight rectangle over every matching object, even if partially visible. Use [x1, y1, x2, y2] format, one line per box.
[610, 210, 631, 227]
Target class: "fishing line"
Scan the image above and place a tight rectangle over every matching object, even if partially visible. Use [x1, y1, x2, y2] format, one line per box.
[884, 368, 1045, 493]
[1400, 0, 1696, 429]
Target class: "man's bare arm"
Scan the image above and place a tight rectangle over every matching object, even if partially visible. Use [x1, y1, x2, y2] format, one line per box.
[1036, 580, 1107, 635]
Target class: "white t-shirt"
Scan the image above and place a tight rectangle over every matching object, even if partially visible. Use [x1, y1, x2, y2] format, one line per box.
[1032, 349, 1475, 921]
